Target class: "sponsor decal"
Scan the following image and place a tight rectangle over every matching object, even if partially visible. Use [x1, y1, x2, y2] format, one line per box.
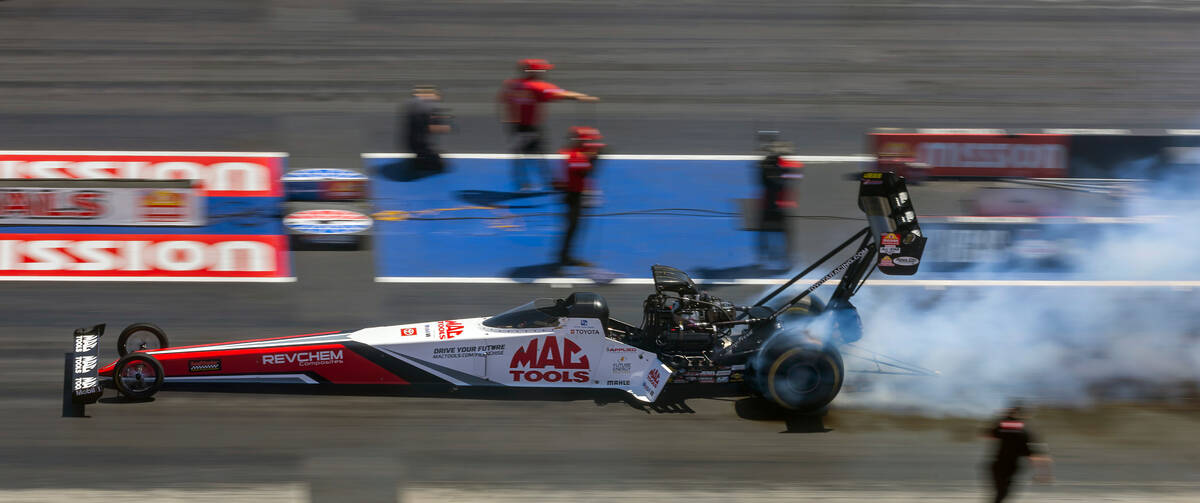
[188, 359, 221, 372]
[605, 380, 631, 386]
[0, 188, 105, 219]
[730, 372, 744, 382]
[612, 359, 632, 375]
[74, 355, 98, 374]
[893, 256, 920, 266]
[569, 328, 601, 335]
[284, 209, 372, 235]
[580, 320, 588, 326]
[509, 336, 590, 383]
[879, 256, 894, 267]
[431, 344, 505, 360]
[1000, 421, 1025, 431]
[74, 334, 99, 353]
[0, 153, 283, 197]
[262, 349, 344, 367]
[647, 368, 662, 388]
[862, 172, 884, 179]
[881, 233, 901, 247]
[698, 376, 715, 384]
[606, 346, 637, 352]
[880, 245, 902, 255]
[139, 189, 191, 223]
[399, 327, 418, 336]
[716, 369, 731, 376]
[423, 324, 432, 337]
[437, 320, 464, 340]
[0, 234, 289, 278]
[717, 376, 729, 383]
[731, 364, 746, 371]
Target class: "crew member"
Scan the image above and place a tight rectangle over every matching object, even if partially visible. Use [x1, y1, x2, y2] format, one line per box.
[557, 126, 604, 267]
[756, 139, 802, 269]
[985, 405, 1053, 502]
[401, 85, 451, 172]
[499, 59, 597, 191]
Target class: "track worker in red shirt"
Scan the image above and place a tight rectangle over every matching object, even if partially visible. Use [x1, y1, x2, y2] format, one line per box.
[556, 126, 604, 267]
[499, 59, 598, 192]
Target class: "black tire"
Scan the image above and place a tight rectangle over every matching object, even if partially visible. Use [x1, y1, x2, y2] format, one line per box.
[117, 322, 169, 357]
[757, 342, 844, 412]
[112, 353, 165, 400]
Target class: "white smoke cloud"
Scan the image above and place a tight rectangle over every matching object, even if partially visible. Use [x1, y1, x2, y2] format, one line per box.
[826, 163, 1199, 416]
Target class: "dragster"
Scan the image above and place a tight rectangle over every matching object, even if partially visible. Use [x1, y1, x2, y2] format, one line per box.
[66, 172, 930, 414]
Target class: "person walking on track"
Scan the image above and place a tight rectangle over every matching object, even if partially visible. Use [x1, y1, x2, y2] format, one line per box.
[556, 126, 604, 267]
[499, 58, 598, 192]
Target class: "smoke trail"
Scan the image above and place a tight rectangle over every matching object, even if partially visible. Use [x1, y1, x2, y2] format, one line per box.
[819, 163, 1198, 416]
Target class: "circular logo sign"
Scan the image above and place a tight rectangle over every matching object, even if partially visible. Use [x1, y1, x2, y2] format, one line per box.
[284, 209, 373, 234]
[281, 168, 368, 181]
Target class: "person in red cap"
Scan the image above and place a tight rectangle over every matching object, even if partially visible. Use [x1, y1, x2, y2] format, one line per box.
[499, 59, 598, 191]
[556, 126, 604, 267]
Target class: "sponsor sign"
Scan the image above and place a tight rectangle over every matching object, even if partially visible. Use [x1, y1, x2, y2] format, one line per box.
[893, 256, 920, 266]
[399, 327, 418, 336]
[0, 234, 291, 280]
[283, 209, 372, 235]
[0, 152, 285, 197]
[0, 185, 204, 226]
[871, 134, 1069, 178]
[281, 168, 368, 201]
[509, 336, 590, 383]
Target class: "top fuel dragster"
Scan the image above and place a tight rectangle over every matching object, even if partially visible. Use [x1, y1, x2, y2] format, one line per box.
[67, 172, 928, 413]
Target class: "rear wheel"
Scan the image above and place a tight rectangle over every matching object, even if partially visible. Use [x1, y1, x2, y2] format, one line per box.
[756, 342, 844, 412]
[112, 354, 164, 400]
[117, 323, 169, 357]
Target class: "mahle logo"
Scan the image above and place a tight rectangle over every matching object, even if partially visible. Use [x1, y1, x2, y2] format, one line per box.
[509, 336, 589, 383]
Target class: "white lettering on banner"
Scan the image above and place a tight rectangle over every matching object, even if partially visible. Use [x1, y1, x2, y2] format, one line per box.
[916, 143, 1065, 171]
[0, 161, 271, 193]
[0, 239, 276, 272]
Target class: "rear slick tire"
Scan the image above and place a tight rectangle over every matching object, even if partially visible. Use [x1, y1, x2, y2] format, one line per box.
[763, 344, 844, 412]
[112, 353, 164, 400]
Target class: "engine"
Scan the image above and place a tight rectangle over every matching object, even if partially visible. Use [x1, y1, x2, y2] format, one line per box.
[628, 265, 746, 365]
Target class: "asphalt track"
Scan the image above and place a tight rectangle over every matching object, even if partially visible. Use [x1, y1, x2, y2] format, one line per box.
[3, 0, 1200, 501]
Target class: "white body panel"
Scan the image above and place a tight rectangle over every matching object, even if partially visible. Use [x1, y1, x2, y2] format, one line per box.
[349, 317, 672, 402]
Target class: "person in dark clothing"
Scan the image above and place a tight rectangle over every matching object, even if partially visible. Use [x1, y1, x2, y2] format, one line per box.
[985, 405, 1053, 502]
[756, 140, 802, 269]
[556, 126, 603, 267]
[499, 59, 597, 191]
[401, 85, 451, 172]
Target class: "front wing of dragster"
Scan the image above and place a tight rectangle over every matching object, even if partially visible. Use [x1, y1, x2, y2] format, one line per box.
[101, 317, 672, 402]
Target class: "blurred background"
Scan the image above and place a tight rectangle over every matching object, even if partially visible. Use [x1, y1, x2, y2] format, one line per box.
[2, 0, 1199, 501]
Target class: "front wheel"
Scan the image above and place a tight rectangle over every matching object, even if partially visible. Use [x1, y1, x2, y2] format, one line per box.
[117, 323, 169, 357]
[112, 354, 164, 400]
[755, 342, 844, 412]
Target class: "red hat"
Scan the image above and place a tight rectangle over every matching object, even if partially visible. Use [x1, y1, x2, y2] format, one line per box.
[519, 58, 554, 72]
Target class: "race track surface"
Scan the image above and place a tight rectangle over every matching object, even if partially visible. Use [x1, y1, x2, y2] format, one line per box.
[2, 0, 1199, 501]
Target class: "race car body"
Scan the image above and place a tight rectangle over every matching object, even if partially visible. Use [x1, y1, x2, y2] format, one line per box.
[96, 300, 672, 402]
[73, 171, 929, 414]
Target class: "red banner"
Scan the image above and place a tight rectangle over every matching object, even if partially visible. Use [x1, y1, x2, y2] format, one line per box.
[0, 234, 291, 280]
[0, 152, 285, 197]
[871, 134, 1069, 178]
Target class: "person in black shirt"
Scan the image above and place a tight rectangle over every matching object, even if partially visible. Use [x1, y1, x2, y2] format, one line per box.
[401, 85, 451, 172]
[985, 405, 1053, 502]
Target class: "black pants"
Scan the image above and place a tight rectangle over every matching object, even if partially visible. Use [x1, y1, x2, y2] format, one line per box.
[408, 139, 444, 172]
[559, 191, 583, 263]
[990, 462, 1019, 503]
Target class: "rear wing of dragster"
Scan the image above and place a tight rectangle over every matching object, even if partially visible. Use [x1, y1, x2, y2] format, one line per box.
[63, 324, 105, 417]
[754, 171, 927, 315]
